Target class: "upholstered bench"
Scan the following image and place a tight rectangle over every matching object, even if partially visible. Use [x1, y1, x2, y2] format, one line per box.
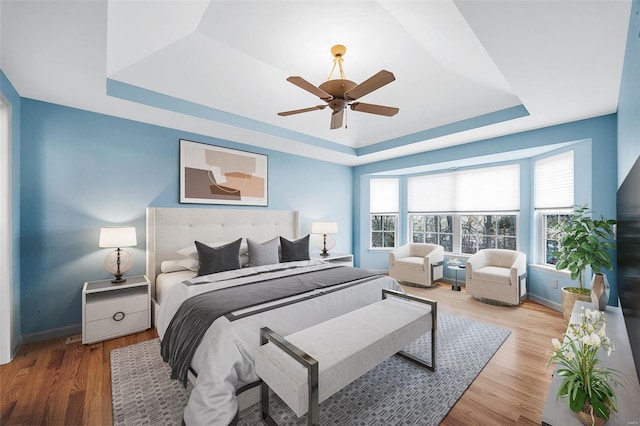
[255, 289, 437, 426]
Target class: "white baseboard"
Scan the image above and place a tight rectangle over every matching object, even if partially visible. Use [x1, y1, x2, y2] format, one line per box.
[527, 293, 561, 312]
[22, 323, 82, 344]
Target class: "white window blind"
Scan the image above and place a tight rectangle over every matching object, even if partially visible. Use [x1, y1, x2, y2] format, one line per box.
[408, 164, 520, 212]
[534, 150, 574, 209]
[370, 178, 399, 213]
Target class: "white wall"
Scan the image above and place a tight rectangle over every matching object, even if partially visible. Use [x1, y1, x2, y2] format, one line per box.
[0, 95, 13, 364]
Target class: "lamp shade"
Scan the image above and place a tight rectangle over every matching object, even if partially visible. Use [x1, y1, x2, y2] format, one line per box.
[311, 221, 338, 235]
[99, 226, 137, 248]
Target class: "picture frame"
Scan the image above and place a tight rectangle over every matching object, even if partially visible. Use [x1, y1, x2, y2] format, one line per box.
[180, 139, 268, 206]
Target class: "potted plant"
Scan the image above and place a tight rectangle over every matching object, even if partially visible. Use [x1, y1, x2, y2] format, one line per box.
[552, 205, 616, 319]
[548, 306, 623, 425]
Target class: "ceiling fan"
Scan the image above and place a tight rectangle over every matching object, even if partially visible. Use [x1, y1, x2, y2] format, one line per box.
[278, 45, 399, 130]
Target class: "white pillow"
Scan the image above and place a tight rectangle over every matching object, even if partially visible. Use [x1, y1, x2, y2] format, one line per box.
[177, 240, 248, 258]
[179, 258, 200, 272]
[161, 259, 192, 273]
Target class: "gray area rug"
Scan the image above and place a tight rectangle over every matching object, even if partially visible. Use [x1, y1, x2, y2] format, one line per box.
[111, 313, 510, 426]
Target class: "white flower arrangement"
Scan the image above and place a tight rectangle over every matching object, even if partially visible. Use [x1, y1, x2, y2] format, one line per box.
[548, 306, 623, 421]
[447, 258, 461, 266]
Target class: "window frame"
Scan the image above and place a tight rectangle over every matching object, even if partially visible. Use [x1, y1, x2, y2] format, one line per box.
[533, 149, 575, 268]
[408, 213, 454, 252]
[369, 177, 399, 250]
[539, 209, 572, 267]
[369, 213, 399, 250]
[408, 211, 519, 255]
[459, 213, 519, 254]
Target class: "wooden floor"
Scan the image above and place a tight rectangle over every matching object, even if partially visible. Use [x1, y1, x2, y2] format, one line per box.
[1, 282, 565, 426]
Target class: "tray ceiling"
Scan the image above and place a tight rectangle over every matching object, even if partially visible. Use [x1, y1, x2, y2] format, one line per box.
[0, 0, 631, 165]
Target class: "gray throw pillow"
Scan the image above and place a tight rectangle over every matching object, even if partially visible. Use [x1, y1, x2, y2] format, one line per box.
[195, 239, 242, 276]
[279, 235, 310, 262]
[247, 237, 280, 267]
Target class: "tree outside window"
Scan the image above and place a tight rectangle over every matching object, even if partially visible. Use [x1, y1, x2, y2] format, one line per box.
[371, 214, 397, 248]
[461, 215, 517, 254]
[410, 214, 453, 252]
[544, 213, 570, 265]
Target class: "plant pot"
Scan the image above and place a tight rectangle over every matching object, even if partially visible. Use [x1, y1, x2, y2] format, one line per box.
[561, 287, 591, 320]
[591, 273, 610, 311]
[575, 402, 606, 426]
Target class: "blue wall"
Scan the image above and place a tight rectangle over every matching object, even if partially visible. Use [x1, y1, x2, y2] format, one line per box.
[8, 0, 638, 336]
[618, 0, 640, 185]
[0, 69, 21, 354]
[353, 115, 618, 308]
[19, 99, 352, 336]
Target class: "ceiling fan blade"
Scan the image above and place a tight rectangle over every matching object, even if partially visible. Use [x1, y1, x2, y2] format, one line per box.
[286, 76, 333, 100]
[330, 109, 344, 129]
[344, 70, 395, 100]
[350, 102, 399, 117]
[278, 105, 327, 116]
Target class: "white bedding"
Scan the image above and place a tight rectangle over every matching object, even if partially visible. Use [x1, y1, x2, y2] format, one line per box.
[157, 260, 402, 425]
[155, 270, 196, 305]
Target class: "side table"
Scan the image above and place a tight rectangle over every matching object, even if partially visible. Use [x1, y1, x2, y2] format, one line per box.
[448, 265, 465, 291]
[82, 275, 150, 344]
[310, 253, 354, 267]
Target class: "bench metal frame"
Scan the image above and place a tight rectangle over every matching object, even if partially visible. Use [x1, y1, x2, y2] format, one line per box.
[258, 289, 437, 426]
[382, 289, 437, 372]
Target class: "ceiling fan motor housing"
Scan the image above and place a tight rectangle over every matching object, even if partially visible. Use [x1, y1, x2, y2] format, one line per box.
[319, 79, 357, 99]
[328, 99, 347, 112]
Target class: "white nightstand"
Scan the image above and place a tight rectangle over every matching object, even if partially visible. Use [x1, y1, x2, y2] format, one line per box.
[311, 253, 354, 267]
[82, 275, 151, 344]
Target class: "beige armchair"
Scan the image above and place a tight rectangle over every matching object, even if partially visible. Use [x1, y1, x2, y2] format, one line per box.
[465, 249, 527, 305]
[389, 243, 444, 287]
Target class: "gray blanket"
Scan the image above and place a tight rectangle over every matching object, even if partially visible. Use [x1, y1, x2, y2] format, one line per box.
[160, 265, 381, 386]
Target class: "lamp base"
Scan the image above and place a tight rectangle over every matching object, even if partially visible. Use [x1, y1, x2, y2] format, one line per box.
[314, 235, 336, 257]
[104, 249, 132, 285]
[111, 275, 127, 284]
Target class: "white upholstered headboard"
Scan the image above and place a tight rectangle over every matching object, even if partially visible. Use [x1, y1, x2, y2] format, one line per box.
[146, 207, 299, 295]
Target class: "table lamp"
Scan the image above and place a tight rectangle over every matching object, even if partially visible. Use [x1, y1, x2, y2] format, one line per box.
[311, 221, 338, 257]
[99, 226, 137, 283]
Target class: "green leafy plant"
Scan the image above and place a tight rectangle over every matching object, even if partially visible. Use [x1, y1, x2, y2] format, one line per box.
[552, 205, 616, 291]
[548, 306, 623, 420]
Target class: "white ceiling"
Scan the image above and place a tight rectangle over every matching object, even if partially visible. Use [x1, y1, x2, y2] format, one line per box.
[0, 0, 631, 166]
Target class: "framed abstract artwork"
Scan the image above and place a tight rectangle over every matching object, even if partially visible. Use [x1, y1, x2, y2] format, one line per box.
[180, 139, 268, 206]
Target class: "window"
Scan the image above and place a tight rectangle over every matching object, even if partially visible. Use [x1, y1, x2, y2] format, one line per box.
[371, 215, 397, 248]
[407, 164, 520, 254]
[542, 213, 570, 265]
[460, 214, 517, 254]
[534, 150, 574, 266]
[370, 178, 398, 249]
[410, 214, 453, 252]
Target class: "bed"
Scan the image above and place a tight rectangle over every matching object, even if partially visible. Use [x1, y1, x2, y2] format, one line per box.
[146, 207, 403, 425]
